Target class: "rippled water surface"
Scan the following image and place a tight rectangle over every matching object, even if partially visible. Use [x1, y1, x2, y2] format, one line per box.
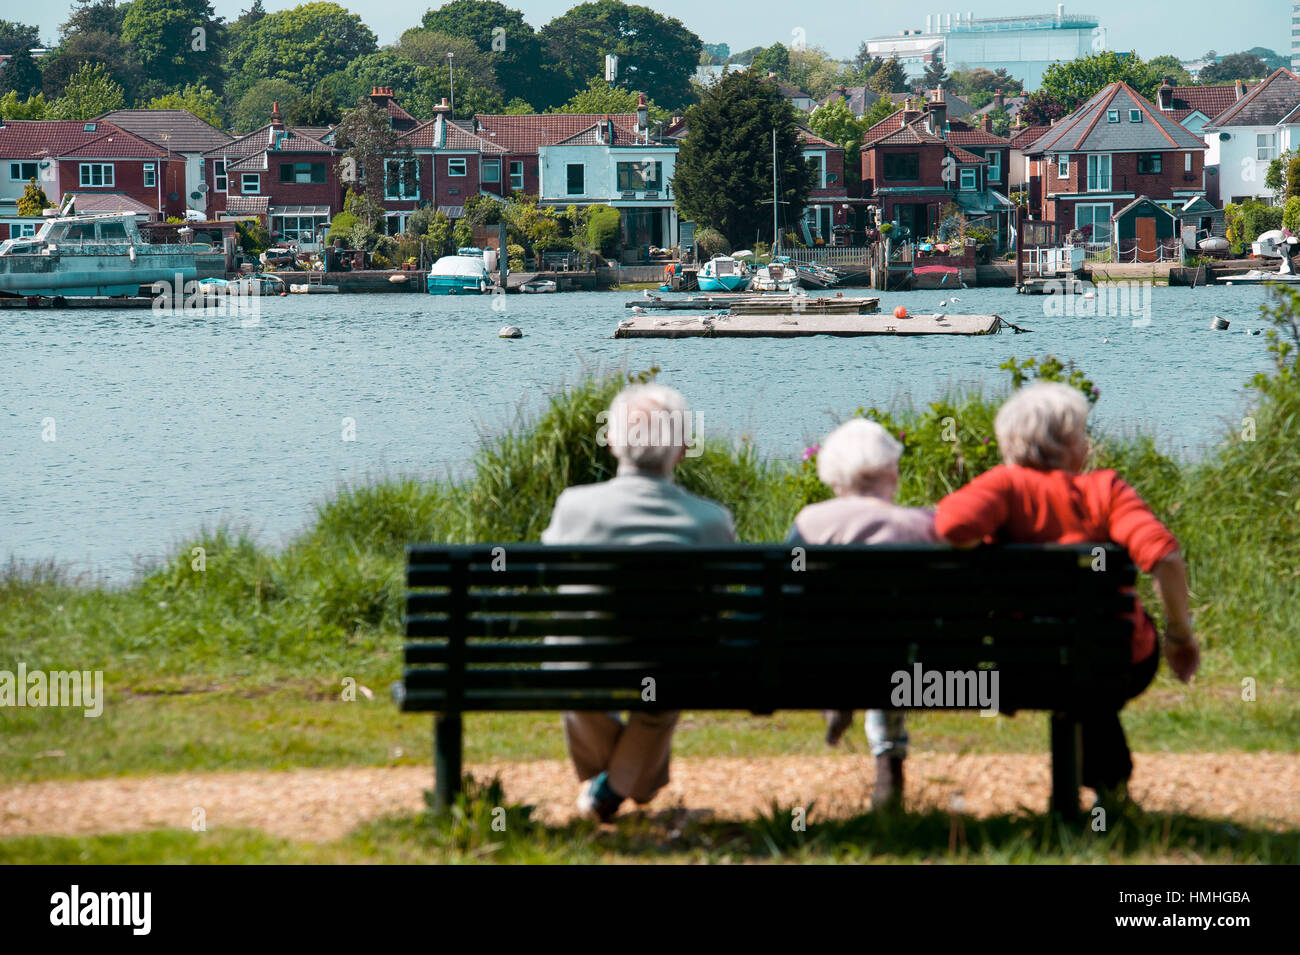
[2, 284, 1278, 580]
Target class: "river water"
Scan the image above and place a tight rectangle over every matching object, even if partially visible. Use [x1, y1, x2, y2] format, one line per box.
[3, 284, 1279, 581]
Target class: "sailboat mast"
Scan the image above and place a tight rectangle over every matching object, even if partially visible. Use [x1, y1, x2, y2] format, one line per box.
[772, 129, 778, 255]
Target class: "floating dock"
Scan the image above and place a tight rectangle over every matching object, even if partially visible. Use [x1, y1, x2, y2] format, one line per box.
[615, 312, 1019, 338]
[1017, 277, 1092, 295]
[626, 294, 879, 315]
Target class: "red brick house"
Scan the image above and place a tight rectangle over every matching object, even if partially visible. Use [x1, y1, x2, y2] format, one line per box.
[795, 127, 858, 244]
[1024, 82, 1208, 248]
[472, 112, 640, 196]
[202, 103, 340, 249]
[860, 91, 1015, 246]
[0, 118, 186, 231]
[383, 103, 508, 234]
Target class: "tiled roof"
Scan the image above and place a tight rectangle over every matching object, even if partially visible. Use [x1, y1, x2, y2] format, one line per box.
[226, 153, 266, 172]
[0, 120, 124, 160]
[1029, 83, 1207, 154]
[973, 95, 1028, 117]
[400, 118, 507, 152]
[862, 110, 910, 145]
[947, 143, 988, 164]
[67, 192, 158, 215]
[474, 113, 639, 152]
[62, 128, 170, 159]
[1009, 125, 1050, 149]
[796, 127, 841, 149]
[97, 109, 232, 153]
[291, 126, 334, 142]
[943, 120, 1011, 147]
[1157, 84, 1250, 125]
[224, 196, 270, 215]
[1205, 69, 1300, 127]
[873, 122, 946, 147]
[204, 125, 335, 159]
[445, 122, 508, 153]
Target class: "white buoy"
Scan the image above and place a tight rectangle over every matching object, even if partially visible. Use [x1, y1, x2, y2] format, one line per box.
[1102, 337, 1110, 343]
[498, 325, 522, 338]
[1211, 316, 1230, 330]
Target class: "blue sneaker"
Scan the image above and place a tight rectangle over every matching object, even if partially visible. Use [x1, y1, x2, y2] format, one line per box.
[577, 772, 625, 822]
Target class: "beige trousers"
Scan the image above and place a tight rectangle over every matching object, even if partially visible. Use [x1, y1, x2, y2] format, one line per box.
[562, 710, 680, 804]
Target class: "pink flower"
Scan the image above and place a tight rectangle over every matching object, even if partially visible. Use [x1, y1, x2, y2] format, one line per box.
[801, 444, 820, 461]
[898, 431, 906, 441]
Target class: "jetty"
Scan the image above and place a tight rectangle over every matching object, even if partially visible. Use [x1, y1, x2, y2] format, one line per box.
[1017, 276, 1093, 295]
[626, 294, 879, 315]
[615, 312, 1021, 338]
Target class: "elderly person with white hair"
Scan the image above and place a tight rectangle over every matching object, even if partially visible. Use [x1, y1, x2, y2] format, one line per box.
[935, 381, 1199, 811]
[788, 418, 938, 811]
[541, 383, 734, 822]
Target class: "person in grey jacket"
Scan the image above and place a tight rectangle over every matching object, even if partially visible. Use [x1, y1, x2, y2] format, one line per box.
[541, 383, 734, 822]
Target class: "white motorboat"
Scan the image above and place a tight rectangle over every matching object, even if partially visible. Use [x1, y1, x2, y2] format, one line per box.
[750, 255, 801, 292]
[697, 254, 752, 292]
[519, 279, 557, 293]
[0, 210, 205, 296]
[1218, 230, 1300, 285]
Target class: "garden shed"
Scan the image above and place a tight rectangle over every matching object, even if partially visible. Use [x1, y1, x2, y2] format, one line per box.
[1178, 195, 1226, 240]
[1111, 196, 1180, 262]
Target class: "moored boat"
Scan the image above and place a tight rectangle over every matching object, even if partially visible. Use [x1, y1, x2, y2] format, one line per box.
[427, 251, 491, 295]
[751, 256, 800, 292]
[697, 254, 752, 292]
[0, 211, 205, 297]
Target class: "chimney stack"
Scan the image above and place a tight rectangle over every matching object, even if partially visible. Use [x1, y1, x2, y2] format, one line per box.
[636, 92, 648, 137]
[1234, 79, 1245, 100]
[994, 87, 1004, 108]
[432, 98, 451, 117]
[269, 101, 285, 130]
[981, 114, 992, 133]
[927, 87, 947, 138]
[1157, 77, 1173, 111]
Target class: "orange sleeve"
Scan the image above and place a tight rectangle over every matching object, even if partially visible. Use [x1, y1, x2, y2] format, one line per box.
[1102, 471, 1179, 572]
[934, 466, 1013, 545]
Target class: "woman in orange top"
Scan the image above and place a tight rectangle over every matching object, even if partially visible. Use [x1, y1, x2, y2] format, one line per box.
[935, 382, 1199, 808]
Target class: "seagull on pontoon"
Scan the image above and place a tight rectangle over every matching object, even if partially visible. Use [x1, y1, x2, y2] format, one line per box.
[631, 305, 646, 314]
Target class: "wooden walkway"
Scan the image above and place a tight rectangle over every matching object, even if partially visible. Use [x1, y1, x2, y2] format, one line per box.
[615, 312, 1013, 338]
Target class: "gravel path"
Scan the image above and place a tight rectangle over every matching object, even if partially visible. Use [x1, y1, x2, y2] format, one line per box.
[2, 752, 1297, 842]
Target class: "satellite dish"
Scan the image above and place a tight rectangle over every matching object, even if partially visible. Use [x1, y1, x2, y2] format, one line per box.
[190, 191, 203, 200]
[197, 182, 209, 193]
[38, 160, 51, 169]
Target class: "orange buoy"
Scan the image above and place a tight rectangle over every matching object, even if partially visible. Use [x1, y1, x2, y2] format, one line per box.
[893, 305, 908, 319]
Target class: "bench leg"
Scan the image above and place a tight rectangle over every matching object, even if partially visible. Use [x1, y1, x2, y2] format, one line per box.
[433, 712, 463, 813]
[1049, 712, 1082, 822]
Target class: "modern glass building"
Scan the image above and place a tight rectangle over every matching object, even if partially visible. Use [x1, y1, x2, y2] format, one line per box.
[864, 6, 1105, 91]
[1292, 0, 1299, 71]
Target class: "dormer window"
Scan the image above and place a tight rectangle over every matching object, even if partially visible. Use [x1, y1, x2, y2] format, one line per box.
[1107, 110, 1119, 123]
[1129, 110, 1142, 123]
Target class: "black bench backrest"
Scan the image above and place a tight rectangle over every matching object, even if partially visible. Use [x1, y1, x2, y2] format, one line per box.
[400, 543, 1136, 715]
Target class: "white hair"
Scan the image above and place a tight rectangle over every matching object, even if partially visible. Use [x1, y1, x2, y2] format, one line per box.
[606, 384, 691, 475]
[995, 382, 1090, 471]
[817, 418, 903, 496]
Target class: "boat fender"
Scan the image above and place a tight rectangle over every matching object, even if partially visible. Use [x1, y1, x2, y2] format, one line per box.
[499, 325, 522, 338]
[128, 246, 137, 263]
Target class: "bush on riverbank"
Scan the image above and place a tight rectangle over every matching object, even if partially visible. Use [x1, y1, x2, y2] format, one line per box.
[3, 291, 1298, 684]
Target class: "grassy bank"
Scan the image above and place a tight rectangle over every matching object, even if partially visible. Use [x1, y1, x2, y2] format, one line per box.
[2, 292, 1299, 786]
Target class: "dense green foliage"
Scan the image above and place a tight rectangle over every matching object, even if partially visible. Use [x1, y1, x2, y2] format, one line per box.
[674, 70, 814, 247]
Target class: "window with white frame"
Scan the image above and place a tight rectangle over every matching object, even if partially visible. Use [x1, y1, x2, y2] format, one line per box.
[14, 223, 37, 237]
[1257, 132, 1277, 161]
[79, 163, 114, 187]
[509, 160, 524, 191]
[1129, 109, 1142, 123]
[1057, 155, 1070, 179]
[8, 162, 37, 181]
[272, 214, 324, 243]
[241, 173, 260, 194]
[214, 159, 227, 192]
[1185, 153, 1193, 172]
[959, 167, 977, 190]
[1087, 154, 1111, 192]
[1075, 202, 1112, 245]
[384, 159, 419, 199]
[805, 153, 825, 188]
[1107, 110, 1119, 123]
[143, 163, 156, 187]
[447, 157, 467, 177]
[481, 159, 500, 184]
[986, 151, 1001, 181]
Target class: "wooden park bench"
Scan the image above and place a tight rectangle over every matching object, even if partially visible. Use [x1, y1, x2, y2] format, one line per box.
[396, 543, 1137, 821]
